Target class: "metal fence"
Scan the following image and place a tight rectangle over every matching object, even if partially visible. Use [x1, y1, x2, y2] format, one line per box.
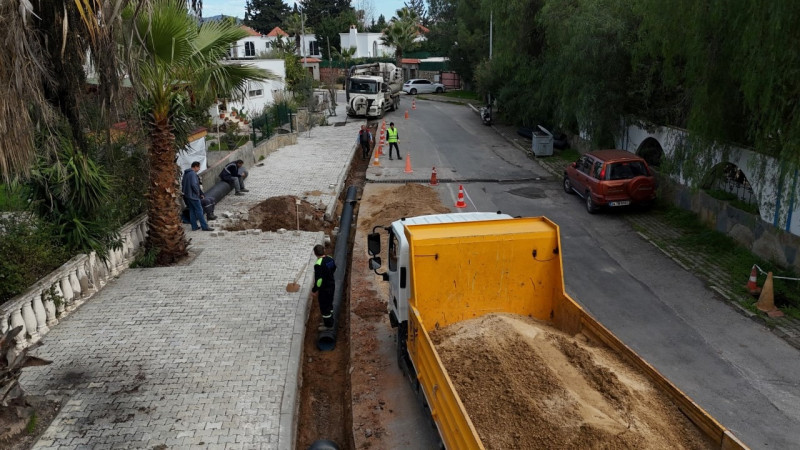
[251, 102, 294, 145]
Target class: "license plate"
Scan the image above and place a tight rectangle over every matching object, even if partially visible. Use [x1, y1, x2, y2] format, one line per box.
[609, 201, 630, 207]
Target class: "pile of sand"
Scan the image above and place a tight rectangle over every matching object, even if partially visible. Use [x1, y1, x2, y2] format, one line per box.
[358, 184, 450, 233]
[430, 314, 714, 449]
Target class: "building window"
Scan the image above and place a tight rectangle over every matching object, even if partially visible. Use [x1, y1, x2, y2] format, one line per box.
[373, 41, 378, 57]
[310, 41, 320, 55]
[249, 89, 263, 97]
[245, 41, 255, 57]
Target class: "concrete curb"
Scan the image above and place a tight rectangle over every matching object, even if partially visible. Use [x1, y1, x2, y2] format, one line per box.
[325, 142, 360, 221]
[278, 243, 323, 450]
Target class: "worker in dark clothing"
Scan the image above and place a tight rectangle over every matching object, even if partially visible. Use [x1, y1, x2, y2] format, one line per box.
[312, 244, 337, 331]
[220, 159, 248, 195]
[181, 161, 214, 231]
[357, 125, 373, 160]
[386, 122, 401, 160]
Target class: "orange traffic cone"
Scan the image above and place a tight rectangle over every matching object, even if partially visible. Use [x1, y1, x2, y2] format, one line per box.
[429, 167, 439, 186]
[455, 185, 467, 208]
[404, 110, 409, 119]
[745, 265, 761, 296]
[376, 144, 383, 156]
[373, 153, 381, 166]
[412, 99, 416, 110]
[756, 272, 784, 317]
[404, 153, 413, 173]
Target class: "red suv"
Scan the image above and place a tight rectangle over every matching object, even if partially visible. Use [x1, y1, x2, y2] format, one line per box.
[563, 150, 657, 213]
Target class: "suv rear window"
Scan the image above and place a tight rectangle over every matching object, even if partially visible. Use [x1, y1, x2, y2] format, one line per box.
[606, 161, 648, 180]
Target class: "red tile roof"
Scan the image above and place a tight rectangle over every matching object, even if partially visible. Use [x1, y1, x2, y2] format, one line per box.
[240, 25, 261, 37]
[266, 26, 289, 37]
[302, 57, 321, 63]
[401, 58, 421, 64]
[418, 24, 430, 34]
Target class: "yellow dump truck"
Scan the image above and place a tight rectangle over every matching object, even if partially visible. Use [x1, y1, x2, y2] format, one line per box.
[366, 213, 746, 449]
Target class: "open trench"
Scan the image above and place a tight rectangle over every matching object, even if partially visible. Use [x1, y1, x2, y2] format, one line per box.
[294, 121, 376, 449]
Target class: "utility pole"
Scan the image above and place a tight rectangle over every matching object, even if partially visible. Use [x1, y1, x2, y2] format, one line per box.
[300, 9, 306, 58]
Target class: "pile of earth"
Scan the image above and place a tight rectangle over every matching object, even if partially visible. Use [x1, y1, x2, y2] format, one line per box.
[226, 195, 331, 233]
[358, 183, 450, 233]
[430, 314, 715, 450]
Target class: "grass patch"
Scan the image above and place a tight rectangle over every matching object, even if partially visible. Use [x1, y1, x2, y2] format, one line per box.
[26, 412, 37, 434]
[553, 148, 580, 162]
[440, 90, 481, 100]
[705, 189, 759, 215]
[0, 184, 29, 211]
[129, 247, 159, 269]
[649, 203, 800, 318]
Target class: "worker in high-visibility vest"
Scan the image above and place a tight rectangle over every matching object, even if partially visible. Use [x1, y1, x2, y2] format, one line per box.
[312, 244, 337, 331]
[386, 122, 401, 160]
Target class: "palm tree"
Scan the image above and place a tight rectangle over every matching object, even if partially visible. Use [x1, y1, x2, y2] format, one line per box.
[283, 12, 313, 55]
[380, 19, 418, 64]
[129, 0, 277, 264]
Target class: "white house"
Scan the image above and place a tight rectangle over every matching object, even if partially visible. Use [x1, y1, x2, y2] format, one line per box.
[209, 58, 286, 125]
[339, 25, 395, 58]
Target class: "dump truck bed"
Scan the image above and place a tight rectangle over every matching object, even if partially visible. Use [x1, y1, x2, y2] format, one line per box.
[403, 217, 745, 449]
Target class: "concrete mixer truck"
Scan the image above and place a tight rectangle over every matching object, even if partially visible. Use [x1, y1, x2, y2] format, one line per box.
[346, 63, 402, 118]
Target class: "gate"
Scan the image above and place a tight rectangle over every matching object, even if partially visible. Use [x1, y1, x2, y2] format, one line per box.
[440, 71, 461, 90]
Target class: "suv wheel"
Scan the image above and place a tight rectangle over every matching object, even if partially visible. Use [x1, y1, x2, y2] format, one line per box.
[435, 87, 443, 93]
[563, 176, 574, 194]
[410, 88, 417, 95]
[585, 192, 598, 214]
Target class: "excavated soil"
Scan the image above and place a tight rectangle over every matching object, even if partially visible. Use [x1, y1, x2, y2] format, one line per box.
[226, 195, 333, 236]
[430, 314, 715, 449]
[357, 183, 451, 233]
[0, 395, 62, 450]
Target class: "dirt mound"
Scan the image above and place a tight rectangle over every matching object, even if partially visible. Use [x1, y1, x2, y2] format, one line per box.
[358, 184, 450, 232]
[227, 195, 330, 232]
[430, 314, 715, 450]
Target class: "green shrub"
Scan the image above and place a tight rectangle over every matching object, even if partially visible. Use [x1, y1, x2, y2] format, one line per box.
[0, 215, 70, 303]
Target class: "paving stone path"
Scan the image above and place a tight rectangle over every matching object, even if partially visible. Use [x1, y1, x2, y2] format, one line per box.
[21, 115, 362, 450]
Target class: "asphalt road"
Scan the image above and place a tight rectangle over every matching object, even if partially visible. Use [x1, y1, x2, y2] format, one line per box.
[378, 97, 800, 448]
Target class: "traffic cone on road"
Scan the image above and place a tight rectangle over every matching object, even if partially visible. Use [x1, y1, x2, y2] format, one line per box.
[404, 153, 413, 173]
[745, 265, 762, 296]
[376, 144, 383, 156]
[372, 153, 381, 166]
[756, 272, 784, 317]
[412, 99, 416, 110]
[404, 110, 409, 119]
[455, 185, 467, 208]
[429, 167, 439, 186]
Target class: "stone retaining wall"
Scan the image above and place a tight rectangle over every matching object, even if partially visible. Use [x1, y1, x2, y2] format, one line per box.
[666, 180, 800, 272]
[200, 132, 297, 187]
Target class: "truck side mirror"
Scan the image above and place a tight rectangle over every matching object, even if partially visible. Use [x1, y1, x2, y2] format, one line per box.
[367, 233, 381, 256]
[369, 256, 382, 270]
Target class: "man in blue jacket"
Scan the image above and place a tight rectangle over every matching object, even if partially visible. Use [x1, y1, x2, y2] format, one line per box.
[181, 161, 214, 231]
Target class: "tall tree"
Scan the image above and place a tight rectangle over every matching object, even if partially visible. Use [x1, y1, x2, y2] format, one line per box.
[404, 0, 427, 25]
[297, 0, 353, 29]
[283, 12, 313, 54]
[128, 0, 276, 264]
[244, 0, 289, 34]
[380, 7, 420, 64]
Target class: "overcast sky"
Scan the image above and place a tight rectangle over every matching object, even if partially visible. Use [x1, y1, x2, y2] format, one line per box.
[201, 0, 407, 24]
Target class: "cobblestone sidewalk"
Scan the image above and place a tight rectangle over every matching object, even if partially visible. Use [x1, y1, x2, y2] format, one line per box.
[21, 117, 362, 450]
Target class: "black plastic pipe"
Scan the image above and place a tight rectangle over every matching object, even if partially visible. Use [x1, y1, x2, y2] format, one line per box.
[317, 185, 358, 351]
[204, 179, 233, 203]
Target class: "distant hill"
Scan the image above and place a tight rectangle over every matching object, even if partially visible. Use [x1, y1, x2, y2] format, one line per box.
[201, 14, 242, 24]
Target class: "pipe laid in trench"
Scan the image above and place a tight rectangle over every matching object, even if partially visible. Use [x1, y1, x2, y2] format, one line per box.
[317, 185, 358, 351]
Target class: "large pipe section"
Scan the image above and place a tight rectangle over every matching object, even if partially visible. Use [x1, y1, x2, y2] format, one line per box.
[317, 185, 358, 351]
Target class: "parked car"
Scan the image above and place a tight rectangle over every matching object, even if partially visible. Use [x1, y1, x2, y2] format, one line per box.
[563, 150, 657, 213]
[402, 79, 445, 95]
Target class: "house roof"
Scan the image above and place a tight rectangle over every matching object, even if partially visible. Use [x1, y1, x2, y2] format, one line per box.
[267, 26, 289, 37]
[240, 25, 261, 37]
[401, 58, 421, 64]
[302, 57, 321, 63]
[417, 24, 430, 34]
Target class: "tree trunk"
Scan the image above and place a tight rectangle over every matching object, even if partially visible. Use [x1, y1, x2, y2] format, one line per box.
[146, 118, 188, 265]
